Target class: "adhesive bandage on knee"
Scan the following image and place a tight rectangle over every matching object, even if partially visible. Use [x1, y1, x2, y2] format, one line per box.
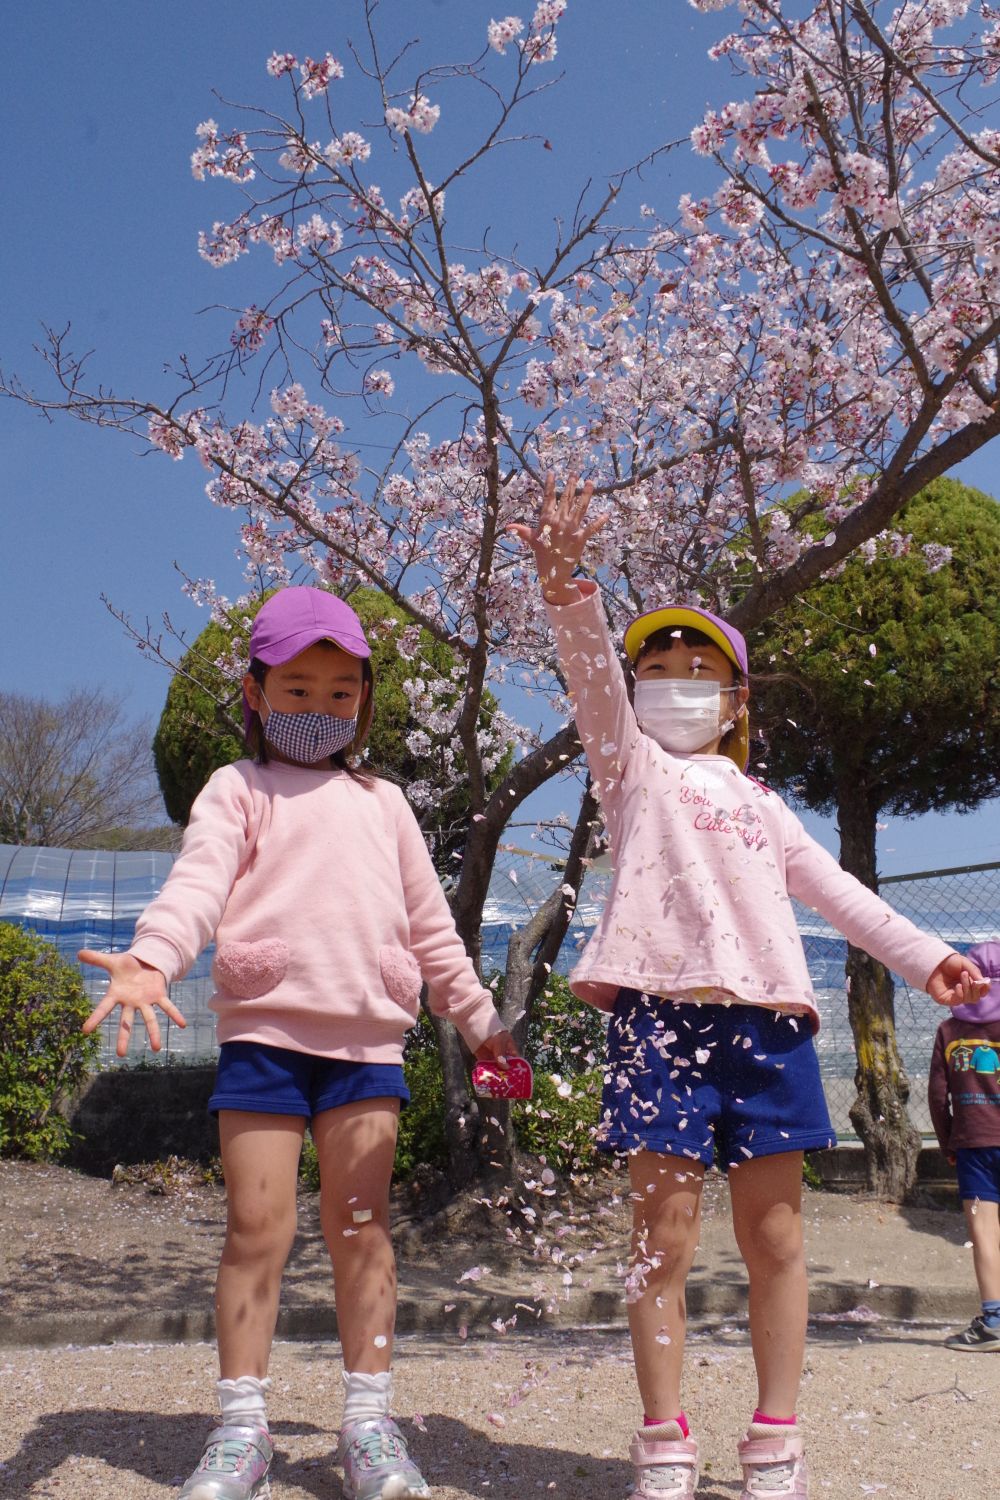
[217, 1374, 271, 1428]
[342, 1369, 393, 1424]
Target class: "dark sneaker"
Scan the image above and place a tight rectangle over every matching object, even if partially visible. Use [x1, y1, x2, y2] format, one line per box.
[945, 1315, 1000, 1351]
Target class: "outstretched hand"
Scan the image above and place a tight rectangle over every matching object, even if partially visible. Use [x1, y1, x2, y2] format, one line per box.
[507, 472, 608, 603]
[78, 949, 186, 1058]
[926, 953, 990, 1010]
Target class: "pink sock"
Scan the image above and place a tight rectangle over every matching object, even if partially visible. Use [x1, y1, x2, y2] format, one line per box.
[752, 1409, 796, 1426]
[644, 1412, 689, 1438]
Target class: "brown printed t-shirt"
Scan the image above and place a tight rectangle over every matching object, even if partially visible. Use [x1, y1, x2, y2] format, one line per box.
[928, 1015, 1000, 1152]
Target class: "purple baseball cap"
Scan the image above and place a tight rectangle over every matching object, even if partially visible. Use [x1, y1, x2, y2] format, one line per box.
[951, 940, 1000, 1022]
[242, 587, 371, 734]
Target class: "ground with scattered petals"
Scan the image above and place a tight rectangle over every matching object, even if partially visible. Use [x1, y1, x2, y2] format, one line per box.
[2, 1327, 998, 1499]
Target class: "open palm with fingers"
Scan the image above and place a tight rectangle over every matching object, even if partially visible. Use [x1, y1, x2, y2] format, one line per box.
[78, 948, 187, 1057]
[508, 472, 608, 603]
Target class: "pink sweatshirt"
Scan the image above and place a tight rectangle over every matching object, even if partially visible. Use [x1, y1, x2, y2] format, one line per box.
[129, 760, 504, 1063]
[547, 585, 952, 1028]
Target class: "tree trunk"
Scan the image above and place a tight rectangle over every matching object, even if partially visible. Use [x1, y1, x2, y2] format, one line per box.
[433, 722, 583, 1185]
[426, 1010, 481, 1191]
[477, 785, 600, 1185]
[837, 777, 921, 1200]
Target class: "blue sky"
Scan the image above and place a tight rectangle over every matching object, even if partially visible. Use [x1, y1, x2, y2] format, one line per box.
[3, 1, 1000, 876]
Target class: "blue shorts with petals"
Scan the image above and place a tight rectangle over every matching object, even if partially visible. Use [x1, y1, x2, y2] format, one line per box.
[597, 988, 836, 1168]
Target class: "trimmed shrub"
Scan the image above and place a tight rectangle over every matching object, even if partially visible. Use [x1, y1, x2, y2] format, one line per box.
[0, 922, 99, 1160]
[514, 1067, 603, 1175]
[523, 972, 607, 1078]
[395, 1043, 448, 1179]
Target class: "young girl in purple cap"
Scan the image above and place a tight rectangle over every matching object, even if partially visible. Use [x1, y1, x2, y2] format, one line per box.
[510, 477, 987, 1500]
[929, 939, 1000, 1352]
[81, 585, 514, 1500]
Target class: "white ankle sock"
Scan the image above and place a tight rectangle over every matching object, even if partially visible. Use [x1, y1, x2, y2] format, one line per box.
[342, 1369, 393, 1424]
[217, 1375, 271, 1429]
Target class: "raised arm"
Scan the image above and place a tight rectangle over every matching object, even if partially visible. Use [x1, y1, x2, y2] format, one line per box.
[79, 765, 253, 1057]
[509, 475, 638, 800]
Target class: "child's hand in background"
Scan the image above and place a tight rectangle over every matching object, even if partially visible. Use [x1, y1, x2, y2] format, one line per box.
[926, 953, 990, 1009]
[507, 472, 607, 603]
[78, 949, 186, 1057]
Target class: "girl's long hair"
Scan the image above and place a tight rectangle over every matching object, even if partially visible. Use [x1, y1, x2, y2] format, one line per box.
[245, 648, 376, 785]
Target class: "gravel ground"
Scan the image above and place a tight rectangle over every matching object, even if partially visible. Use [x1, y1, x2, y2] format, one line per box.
[2, 1161, 996, 1498]
[0, 1160, 981, 1332]
[2, 1325, 998, 1500]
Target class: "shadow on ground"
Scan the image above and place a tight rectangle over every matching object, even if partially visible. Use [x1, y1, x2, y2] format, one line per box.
[0, 1406, 644, 1500]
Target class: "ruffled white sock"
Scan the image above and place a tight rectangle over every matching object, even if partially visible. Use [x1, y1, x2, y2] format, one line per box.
[217, 1375, 271, 1429]
[342, 1369, 393, 1424]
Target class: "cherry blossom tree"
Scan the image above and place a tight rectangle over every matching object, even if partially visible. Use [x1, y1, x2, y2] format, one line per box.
[7, 0, 1000, 1184]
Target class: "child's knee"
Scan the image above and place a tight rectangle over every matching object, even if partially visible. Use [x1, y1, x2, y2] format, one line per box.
[225, 1198, 298, 1258]
[632, 1207, 701, 1278]
[320, 1192, 391, 1247]
[739, 1214, 804, 1275]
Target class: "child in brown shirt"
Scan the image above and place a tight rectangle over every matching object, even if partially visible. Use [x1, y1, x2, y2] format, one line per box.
[928, 939, 1000, 1350]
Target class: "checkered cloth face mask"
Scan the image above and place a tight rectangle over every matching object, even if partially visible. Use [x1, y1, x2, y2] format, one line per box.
[260, 696, 358, 763]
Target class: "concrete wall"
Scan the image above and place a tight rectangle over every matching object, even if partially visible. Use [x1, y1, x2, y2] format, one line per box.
[66, 1067, 219, 1175]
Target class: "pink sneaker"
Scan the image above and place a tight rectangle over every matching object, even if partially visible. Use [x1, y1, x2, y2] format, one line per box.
[738, 1424, 808, 1498]
[628, 1421, 699, 1498]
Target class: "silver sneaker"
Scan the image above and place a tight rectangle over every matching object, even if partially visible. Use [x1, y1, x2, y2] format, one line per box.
[179, 1424, 273, 1500]
[336, 1417, 430, 1500]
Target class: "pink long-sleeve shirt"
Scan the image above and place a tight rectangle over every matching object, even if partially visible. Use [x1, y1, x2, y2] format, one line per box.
[547, 585, 952, 1028]
[129, 760, 504, 1063]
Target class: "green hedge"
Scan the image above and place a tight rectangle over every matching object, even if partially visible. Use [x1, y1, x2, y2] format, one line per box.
[0, 923, 99, 1160]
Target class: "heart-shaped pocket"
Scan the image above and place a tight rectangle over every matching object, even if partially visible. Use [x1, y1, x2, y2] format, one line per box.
[212, 939, 290, 999]
[379, 945, 423, 1008]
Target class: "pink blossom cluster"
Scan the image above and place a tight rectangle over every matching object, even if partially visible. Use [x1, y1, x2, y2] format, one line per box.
[487, 16, 524, 54]
[385, 94, 441, 136]
[322, 132, 372, 167]
[300, 54, 344, 97]
[486, 1, 567, 65]
[231, 307, 275, 354]
[363, 369, 395, 397]
[265, 50, 344, 96]
[190, 120, 255, 183]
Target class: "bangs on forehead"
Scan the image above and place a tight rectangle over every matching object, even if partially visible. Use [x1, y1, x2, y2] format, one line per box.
[639, 626, 725, 655]
[637, 626, 744, 680]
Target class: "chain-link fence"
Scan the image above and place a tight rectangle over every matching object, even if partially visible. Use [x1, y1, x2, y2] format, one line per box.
[2, 842, 996, 1137]
[797, 861, 1000, 1135]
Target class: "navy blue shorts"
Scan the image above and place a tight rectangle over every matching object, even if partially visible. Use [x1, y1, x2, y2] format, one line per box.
[208, 1040, 410, 1120]
[955, 1146, 1000, 1204]
[598, 989, 836, 1168]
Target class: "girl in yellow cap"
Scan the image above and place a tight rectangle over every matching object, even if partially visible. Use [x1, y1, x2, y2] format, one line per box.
[511, 475, 987, 1500]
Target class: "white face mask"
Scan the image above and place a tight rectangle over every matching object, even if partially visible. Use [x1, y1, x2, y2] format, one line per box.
[633, 679, 737, 755]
